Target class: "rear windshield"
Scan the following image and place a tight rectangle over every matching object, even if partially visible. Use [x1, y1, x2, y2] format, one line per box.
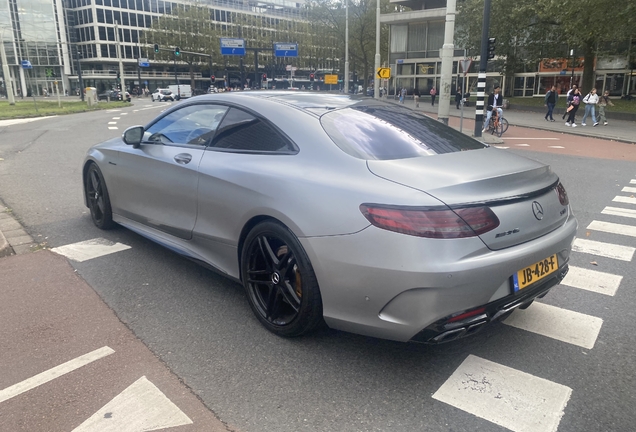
[320, 105, 486, 160]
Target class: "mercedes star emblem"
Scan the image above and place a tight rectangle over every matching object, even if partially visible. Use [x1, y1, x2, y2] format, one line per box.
[532, 201, 544, 220]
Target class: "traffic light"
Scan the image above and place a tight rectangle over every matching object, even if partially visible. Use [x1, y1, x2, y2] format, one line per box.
[211, 75, 215, 82]
[154, 44, 159, 53]
[174, 47, 180, 56]
[487, 37, 496, 60]
[309, 73, 314, 81]
[116, 71, 121, 83]
[262, 73, 267, 81]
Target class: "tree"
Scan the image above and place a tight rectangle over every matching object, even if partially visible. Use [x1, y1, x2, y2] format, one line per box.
[456, 0, 635, 92]
[147, 4, 222, 88]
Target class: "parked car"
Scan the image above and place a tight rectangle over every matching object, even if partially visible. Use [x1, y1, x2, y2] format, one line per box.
[82, 92, 577, 343]
[97, 90, 130, 102]
[152, 88, 174, 102]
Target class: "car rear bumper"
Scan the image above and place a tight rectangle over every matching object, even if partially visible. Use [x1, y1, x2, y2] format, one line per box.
[300, 215, 577, 342]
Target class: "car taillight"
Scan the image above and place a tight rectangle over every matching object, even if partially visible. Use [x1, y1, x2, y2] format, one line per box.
[359, 204, 500, 239]
[556, 182, 569, 206]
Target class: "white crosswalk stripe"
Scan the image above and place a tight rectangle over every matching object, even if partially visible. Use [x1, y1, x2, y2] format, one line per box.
[561, 266, 623, 296]
[602, 206, 636, 219]
[433, 355, 572, 432]
[587, 220, 636, 238]
[622, 186, 636, 193]
[613, 195, 636, 205]
[572, 238, 635, 261]
[630, 179, 636, 184]
[503, 302, 603, 349]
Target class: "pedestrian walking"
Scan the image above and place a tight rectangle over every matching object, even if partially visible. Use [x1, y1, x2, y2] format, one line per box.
[581, 88, 599, 126]
[565, 87, 582, 127]
[430, 86, 437, 106]
[562, 84, 578, 119]
[544, 85, 558, 121]
[455, 88, 462, 109]
[482, 86, 503, 132]
[399, 87, 406, 104]
[413, 88, 420, 107]
[597, 90, 614, 125]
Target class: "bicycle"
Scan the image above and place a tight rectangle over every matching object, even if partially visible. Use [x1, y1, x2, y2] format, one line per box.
[484, 108, 509, 137]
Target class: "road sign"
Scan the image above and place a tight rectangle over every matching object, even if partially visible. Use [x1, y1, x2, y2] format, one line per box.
[21, 60, 32, 69]
[460, 59, 472, 76]
[324, 74, 338, 85]
[220, 38, 245, 56]
[376, 67, 391, 79]
[274, 43, 298, 58]
[285, 65, 297, 72]
[138, 58, 150, 67]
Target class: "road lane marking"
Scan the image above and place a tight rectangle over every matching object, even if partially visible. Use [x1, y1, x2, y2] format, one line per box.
[504, 137, 560, 140]
[120, 112, 128, 115]
[587, 220, 636, 238]
[622, 186, 636, 193]
[504, 302, 603, 349]
[547, 145, 565, 149]
[572, 238, 635, 261]
[112, 117, 121, 120]
[0, 117, 56, 127]
[515, 143, 530, 147]
[561, 266, 623, 296]
[493, 146, 510, 149]
[51, 238, 131, 262]
[72, 376, 193, 432]
[613, 196, 636, 205]
[108, 127, 118, 130]
[602, 206, 636, 220]
[432, 355, 571, 432]
[0, 347, 114, 404]
[108, 122, 117, 124]
[631, 179, 636, 184]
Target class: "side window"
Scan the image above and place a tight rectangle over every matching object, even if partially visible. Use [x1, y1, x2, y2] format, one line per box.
[210, 108, 292, 152]
[143, 104, 228, 146]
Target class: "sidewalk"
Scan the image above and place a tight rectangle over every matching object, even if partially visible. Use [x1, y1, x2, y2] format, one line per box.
[391, 97, 636, 144]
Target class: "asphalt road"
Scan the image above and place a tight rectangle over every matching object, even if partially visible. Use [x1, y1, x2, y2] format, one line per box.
[1, 99, 635, 432]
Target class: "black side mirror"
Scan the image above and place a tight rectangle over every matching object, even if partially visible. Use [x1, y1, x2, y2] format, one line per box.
[122, 125, 144, 148]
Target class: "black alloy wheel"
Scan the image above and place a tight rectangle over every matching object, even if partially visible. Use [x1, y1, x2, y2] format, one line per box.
[85, 164, 115, 230]
[241, 221, 323, 337]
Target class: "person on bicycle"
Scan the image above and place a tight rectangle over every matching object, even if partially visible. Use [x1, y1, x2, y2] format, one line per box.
[483, 85, 503, 132]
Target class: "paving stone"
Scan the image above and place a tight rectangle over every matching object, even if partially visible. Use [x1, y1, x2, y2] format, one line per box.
[0, 219, 21, 231]
[11, 243, 37, 255]
[3, 228, 29, 239]
[8, 235, 34, 246]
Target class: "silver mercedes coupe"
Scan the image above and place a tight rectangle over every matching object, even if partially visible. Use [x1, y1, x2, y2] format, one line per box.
[83, 92, 577, 343]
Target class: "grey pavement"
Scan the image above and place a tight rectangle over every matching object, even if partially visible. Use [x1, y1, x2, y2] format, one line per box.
[389, 97, 636, 144]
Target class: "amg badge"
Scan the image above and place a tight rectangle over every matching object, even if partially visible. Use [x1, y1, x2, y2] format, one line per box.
[495, 228, 520, 238]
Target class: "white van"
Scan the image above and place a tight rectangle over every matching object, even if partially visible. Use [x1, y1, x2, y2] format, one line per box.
[168, 84, 192, 99]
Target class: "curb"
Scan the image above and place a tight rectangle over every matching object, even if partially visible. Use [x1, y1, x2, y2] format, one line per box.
[0, 201, 40, 258]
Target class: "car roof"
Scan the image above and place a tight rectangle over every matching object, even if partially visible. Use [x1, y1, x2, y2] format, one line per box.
[189, 91, 375, 116]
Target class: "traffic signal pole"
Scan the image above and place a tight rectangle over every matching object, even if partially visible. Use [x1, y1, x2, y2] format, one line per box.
[473, 0, 492, 138]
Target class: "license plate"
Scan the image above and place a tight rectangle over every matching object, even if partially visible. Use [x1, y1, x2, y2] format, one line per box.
[512, 254, 559, 292]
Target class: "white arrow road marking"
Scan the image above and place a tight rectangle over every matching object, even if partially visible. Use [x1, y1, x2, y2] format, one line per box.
[561, 266, 623, 296]
[51, 238, 131, 262]
[572, 238, 635, 261]
[503, 302, 603, 349]
[72, 376, 193, 432]
[0, 347, 114, 404]
[433, 355, 572, 432]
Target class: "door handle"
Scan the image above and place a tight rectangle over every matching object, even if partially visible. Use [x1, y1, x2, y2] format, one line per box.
[174, 153, 192, 164]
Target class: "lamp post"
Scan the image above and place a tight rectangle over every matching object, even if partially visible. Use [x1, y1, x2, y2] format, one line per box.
[344, 0, 349, 94]
[77, 50, 84, 101]
[569, 48, 575, 88]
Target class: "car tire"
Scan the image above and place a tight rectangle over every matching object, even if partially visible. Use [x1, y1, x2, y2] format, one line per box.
[241, 221, 324, 337]
[84, 163, 115, 230]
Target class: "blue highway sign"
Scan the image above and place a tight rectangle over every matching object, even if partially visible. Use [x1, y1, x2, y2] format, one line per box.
[220, 38, 246, 56]
[21, 60, 33, 69]
[274, 43, 298, 58]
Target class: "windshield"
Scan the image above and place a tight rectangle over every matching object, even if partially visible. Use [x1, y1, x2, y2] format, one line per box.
[321, 105, 486, 160]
